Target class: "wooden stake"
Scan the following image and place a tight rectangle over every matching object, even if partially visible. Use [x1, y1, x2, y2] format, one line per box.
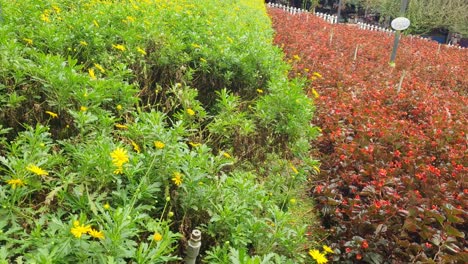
[397, 70, 407, 93]
[353, 44, 360, 61]
[329, 28, 334, 46]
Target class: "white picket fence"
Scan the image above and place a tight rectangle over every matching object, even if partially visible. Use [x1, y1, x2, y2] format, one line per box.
[357, 22, 394, 35]
[267, 2, 338, 24]
[267, 3, 466, 50]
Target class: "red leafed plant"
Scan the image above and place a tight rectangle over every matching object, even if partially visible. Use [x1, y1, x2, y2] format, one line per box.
[269, 8, 467, 263]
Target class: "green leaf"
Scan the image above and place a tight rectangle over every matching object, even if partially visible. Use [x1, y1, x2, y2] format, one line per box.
[445, 225, 465, 238]
[403, 218, 419, 232]
[425, 210, 445, 225]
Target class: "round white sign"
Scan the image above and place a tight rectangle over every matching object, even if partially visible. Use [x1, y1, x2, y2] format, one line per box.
[391, 17, 410, 30]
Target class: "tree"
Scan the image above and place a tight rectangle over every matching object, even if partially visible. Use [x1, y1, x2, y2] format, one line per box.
[352, 0, 468, 36]
[406, 0, 468, 35]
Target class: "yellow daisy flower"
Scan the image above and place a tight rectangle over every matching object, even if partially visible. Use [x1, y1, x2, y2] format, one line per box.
[88, 228, 105, 239]
[7, 179, 25, 189]
[112, 44, 126, 51]
[172, 172, 183, 186]
[153, 232, 163, 241]
[137, 47, 147, 55]
[88, 68, 96, 80]
[70, 222, 92, 239]
[323, 245, 334, 254]
[45, 111, 58, 118]
[309, 249, 328, 264]
[186, 108, 195, 116]
[154, 141, 165, 149]
[94, 63, 105, 73]
[26, 164, 49, 176]
[131, 140, 141, 153]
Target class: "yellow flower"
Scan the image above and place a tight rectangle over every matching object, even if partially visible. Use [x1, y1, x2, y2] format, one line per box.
[167, 212, 174, 218]
[94, 63, 105, 73]
[110, 147, 129, 168]
[131, 140, 141, 153]
[323, 245, 334, 254]
[123, 16, 136, 23]
[88, 228, 105, 239]
[113, 167, 123, 174]
[51, 5, 61, 13]
[88, 68, 96, 80]
[80, 106, 88, 112]
[289, 198, 297, 204]
[26, 164, 48, 176]
[23, 38, 33, 45]
[80, 41, 88, 46]
[103, 203, 111, 210]
[313, 72, 323, 78]
[189, 142, 201, 148]
[93, 20, 100, 27]
[172, 172, 183, 186]
[116, 104, 123, 111]
[313, 165, 321, 174]
[115, 124, 128, 129]
[40, 13, 50, 23]
[289, 163, 299, 174]
[110, 147, 129, 174]
[137, 47, 147, 56]
[153, 232, 163, 241]
[309, 249, 328, 264]
[186, 108, 195, 116]
[70, 222, 92, 238]
[222, 152, 231, 158]
[226, 36, 234, 43]
[154, 141, 165, 149]
[256, 89, 263, 94]
[191, 43, 201, 49]
[45, 111, 58, 118]
[293, 54, 301, 61]
[7, 179, 25, 189]
[112, 44, 126, 51]
[312, 89, 320, 99]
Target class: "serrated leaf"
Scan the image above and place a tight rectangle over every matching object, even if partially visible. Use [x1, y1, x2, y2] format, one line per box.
[44, 185, 64, 205]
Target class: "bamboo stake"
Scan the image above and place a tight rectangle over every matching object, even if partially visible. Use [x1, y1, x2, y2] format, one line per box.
[397, 70, 407, 94]
[353, 44, 360, 61]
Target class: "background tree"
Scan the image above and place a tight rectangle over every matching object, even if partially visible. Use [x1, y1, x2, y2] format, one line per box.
[352, 0, 468, 36]
[406, 0, 468, 35]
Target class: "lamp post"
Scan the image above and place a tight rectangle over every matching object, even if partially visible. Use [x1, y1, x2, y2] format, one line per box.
[337, 0, 343, 23]
[389, 0, 410, 65]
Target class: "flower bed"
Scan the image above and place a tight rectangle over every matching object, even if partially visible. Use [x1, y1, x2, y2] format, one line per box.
[270, 8, 467, 263]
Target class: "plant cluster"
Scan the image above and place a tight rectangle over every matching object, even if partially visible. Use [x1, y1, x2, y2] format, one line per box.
[0, 0, 322, 262]
[270, 8, 467, 263]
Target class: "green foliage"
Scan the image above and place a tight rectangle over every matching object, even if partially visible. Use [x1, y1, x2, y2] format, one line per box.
[0, 0, 321, 262]
[354, 0, 468, 35]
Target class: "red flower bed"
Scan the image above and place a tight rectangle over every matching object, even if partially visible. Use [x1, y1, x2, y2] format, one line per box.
[269, 9, 467, 263]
